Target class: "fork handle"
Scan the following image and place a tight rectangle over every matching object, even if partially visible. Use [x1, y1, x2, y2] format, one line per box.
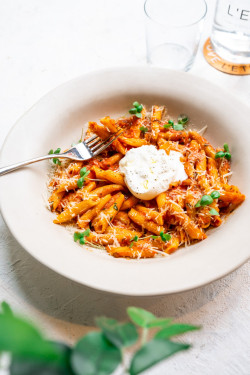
[0, 154, 67, 176]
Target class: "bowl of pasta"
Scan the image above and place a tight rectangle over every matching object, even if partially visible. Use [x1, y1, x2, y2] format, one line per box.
[0, 66, 249, 296]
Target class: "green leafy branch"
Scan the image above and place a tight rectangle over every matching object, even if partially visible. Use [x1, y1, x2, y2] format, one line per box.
[0, 302, 201, 375]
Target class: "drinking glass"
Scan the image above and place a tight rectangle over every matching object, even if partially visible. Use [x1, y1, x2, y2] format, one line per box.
[211, 0, 250, 63]
[144, 0, 207, 71]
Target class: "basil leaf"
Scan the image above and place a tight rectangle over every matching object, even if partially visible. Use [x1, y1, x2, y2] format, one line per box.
[127, 307, 156, 328]
[146, 318, 172, 328]
[155, 324, 201, 339]
[0, 314, 60, 361]
[10, 342, 73, 375]
[71, 332, 121, 375]
[1, 301, 13, 317]
[95, 317, 138, 348]
[129, 339, 190, 375]
[127, 308, 172, 329]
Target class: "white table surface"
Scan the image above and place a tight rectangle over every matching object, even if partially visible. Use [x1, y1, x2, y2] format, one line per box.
[0, 1, 249, 374]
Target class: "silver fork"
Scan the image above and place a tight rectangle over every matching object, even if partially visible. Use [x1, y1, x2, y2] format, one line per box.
[0, 130, 123, 176]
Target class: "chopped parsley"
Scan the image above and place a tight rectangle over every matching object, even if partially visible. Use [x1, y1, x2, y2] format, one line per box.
[114, 203, 118, 211]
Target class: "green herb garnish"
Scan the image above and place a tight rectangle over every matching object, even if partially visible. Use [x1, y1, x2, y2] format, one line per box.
[48, 147, 61, 165]
[74, 229, 90, 245]
[178, 114, 189, 125]
[140, 126, 148, 133]
[172, 124, 184, 131]
[77, 167, 90, 188]
[195, 195, 213, 207]
[209, 208, 219, 216]
[114, 203, 118, 211]
[129, 235, 139, 248]
[210, 191, 220, 199]
[195, 191, 221, 209]
[136, 104, 143, 113]
[163, 115, 188, 132]
[151, 235, 158, 240]
[163, 123, 172, 129]
[215, 144, 231, 160]
[160, 231, 171, 242]
[129, 108, 137, 114]
[129, 101, 143, 118]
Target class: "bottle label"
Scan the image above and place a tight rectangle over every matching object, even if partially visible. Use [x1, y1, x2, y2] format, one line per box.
[215, 0, 250, 33]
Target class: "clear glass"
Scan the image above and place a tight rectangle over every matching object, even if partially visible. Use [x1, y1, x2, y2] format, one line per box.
[144, 0, 207, 71]
[211, 0, 250, 63]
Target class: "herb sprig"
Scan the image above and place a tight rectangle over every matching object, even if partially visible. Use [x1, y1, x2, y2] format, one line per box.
[48, 147, 61, 165]
[77, 167, 90, 188]
[215, 143, 231, 160]
[0, 301, 201, 375]
[129, 101, 143, 118]
[164, 114, 189, 131]
[195, 191, 220, 216]
[129, 235, 139, 248]
[74, 229, 90, 245]
[140, 126, 148, 134]
[152, 231, 171, 242]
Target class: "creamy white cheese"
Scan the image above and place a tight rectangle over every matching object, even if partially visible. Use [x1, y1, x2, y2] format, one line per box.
[119, 145, 187, 200]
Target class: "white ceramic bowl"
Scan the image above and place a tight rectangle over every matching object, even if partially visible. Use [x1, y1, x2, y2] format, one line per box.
[0, 67, 249, 296]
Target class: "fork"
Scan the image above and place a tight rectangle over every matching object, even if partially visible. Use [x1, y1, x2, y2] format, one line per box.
[0, 130, 123, 176]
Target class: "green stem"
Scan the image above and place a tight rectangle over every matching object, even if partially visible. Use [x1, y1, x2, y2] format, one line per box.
[141, 327, 148, 346]
[121, 348, 129, 374]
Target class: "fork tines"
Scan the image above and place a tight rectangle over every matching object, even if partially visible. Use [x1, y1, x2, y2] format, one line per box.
[85, 130, 123, 156]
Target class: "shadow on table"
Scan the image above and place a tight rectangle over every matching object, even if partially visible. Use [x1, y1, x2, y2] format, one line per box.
[1, 217, 245, 326]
